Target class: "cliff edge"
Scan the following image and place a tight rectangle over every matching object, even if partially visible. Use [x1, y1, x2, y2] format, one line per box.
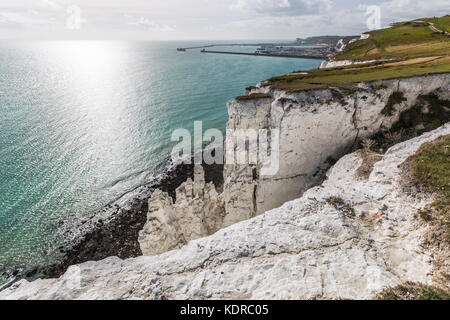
[1, 124, 449, 299]
[1, 16, 449, 300]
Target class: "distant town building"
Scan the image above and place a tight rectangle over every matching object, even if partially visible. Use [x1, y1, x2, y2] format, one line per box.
[255, 45, 283, 54]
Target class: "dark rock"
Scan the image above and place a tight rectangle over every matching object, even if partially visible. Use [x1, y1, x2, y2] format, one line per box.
[17, 158, 223, 282]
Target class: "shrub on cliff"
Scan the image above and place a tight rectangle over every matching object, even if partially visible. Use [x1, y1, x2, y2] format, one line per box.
[409, 134, 450, 242]
[377, 282, 450, 300]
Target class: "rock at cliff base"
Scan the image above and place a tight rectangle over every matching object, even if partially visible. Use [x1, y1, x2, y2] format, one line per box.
[138, 165, 224, 256]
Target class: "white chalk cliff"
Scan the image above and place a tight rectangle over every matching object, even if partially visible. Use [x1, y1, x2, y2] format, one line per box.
[227, 73, 450, 218]
[319, 33, 372, 68]
[139, 74, 449, 254]
[320, 59, 378, 69]
[1, 124, 449, 300]
[1, 69, 449, 299]
[138, 165, 224, 256]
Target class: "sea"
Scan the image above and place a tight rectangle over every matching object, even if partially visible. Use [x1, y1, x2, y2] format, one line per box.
[0, 40, 321, 287]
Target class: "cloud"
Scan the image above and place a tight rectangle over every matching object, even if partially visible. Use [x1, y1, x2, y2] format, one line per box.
[357, 0, 450, 27]
[213, 10, 365, 40]
[0, 11, 55, 26]
[384, 0, 449, 15]
[41, 0, 62, 10]
[230, 0, 334, 16]
[0, 0, 62, 28]
[129, 17, 175, 32]
[0, 0, 447, 40]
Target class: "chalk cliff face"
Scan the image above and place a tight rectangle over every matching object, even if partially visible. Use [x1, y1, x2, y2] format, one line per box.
[1, 69, 448, 299]
[138, 165, 224, 256]
[222, 96, 273, 226]
[320, 59, 377, 69]
[227, 73, 450, 219]
[136, 73, 450, 258]
[2, 124, 448, 300]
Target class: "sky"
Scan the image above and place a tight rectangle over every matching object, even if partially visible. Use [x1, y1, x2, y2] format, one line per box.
[0, 0, 448, 40]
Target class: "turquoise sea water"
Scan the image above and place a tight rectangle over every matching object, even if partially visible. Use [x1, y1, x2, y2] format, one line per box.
[0, 41, 321, 283]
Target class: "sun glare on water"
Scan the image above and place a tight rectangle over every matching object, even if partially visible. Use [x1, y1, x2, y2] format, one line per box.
[38, 41, 139, 172]
[49, 41, 125, 86]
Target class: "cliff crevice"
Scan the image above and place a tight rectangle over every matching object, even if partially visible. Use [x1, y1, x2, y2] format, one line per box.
[2, 124, 448, 299]
[136, 73, 450, 259]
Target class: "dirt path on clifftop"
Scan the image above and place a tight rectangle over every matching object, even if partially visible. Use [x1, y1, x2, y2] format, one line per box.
[418, 20, 450, 37]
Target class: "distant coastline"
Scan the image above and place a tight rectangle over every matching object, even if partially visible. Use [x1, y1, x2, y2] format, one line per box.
[176, 36, 358, 60]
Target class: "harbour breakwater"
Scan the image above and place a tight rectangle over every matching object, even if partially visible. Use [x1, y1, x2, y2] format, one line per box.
[200, 50, 326, 59]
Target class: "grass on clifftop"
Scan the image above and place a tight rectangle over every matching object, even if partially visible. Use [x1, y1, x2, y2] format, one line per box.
[265, 55, 450, 92]
[423, 15, 450, 33]
[235, 93, 272, 101]
[408, 135, 450, 242]
[335, 15, 450, 61]
[377, 282, 450, 300]
[264, 15, 450, 93]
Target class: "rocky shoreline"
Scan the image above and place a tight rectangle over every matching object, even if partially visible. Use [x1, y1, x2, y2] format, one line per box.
[4, 157, 223, 286]
[2, 124, 448, 299]
[3, 70, 449, 295]
[15, 72, 449, 285]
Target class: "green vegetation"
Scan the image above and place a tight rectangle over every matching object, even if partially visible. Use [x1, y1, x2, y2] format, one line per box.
[366, 93, 450, 153]
[264, 15, 450, 93]
[423, 15, 450, 33]
[235, 92, 272, 101]
[397, 93, 450, 131]
[335, 16, 450, 61]
[278, 97, 296, 104]
[408, 134, 450, 242]
[381, 91, 407, 116]
[265, 56, 450, 92]
[377, 282, 450, 300]
[326, 197, 355, 216]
